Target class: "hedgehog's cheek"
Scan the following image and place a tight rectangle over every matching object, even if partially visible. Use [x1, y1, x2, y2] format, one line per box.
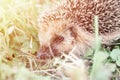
[55, 40, 76, 54]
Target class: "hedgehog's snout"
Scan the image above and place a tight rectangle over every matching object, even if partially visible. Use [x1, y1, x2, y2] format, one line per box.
[37, 35, 65, 59]
[37, 45, 62, 59]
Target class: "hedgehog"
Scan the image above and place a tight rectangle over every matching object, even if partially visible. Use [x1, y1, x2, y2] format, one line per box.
[37, 0, 120, 59]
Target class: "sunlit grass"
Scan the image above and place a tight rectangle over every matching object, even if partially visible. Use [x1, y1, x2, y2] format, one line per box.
[0, 0, 42, 80]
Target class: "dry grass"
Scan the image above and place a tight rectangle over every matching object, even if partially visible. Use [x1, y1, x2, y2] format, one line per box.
[0, 0, 120, 80]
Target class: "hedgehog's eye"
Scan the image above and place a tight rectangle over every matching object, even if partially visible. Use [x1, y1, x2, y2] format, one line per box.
[52, 35, 64, 44]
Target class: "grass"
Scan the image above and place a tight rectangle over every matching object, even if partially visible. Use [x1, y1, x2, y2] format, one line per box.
[0, 0, 120, 80]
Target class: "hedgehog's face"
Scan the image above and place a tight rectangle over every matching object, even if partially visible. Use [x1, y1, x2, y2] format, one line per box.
[37, 27, 77, 59]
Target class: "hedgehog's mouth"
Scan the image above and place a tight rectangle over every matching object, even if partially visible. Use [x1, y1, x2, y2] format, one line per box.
[37, 44, 62, 59]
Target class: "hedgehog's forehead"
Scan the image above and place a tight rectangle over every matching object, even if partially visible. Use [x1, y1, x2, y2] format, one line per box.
[38, 19, 75, 45]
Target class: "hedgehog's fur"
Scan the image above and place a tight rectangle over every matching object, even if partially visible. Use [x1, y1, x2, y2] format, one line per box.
[37, 0, 120, 59]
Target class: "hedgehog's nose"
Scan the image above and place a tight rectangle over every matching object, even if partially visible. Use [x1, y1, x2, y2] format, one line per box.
[37, 50, 51, 59]
[36, 47, 52, 59]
